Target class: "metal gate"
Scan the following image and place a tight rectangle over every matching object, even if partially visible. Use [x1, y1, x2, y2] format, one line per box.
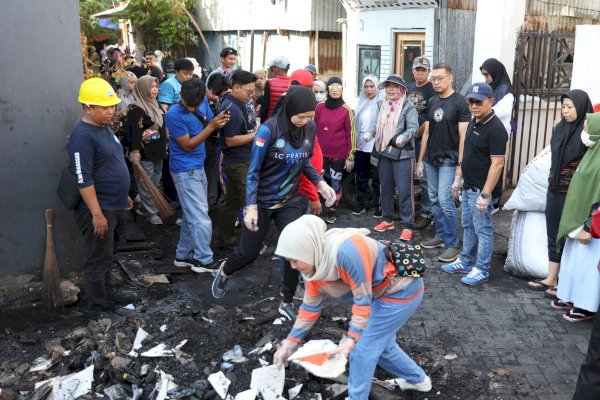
[508, 31, 575, 186]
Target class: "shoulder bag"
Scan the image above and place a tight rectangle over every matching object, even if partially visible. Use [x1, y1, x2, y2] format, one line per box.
[384, 241, 427, 278]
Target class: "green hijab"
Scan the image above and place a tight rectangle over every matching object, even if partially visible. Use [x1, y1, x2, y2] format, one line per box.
[557, 112, 600, 244]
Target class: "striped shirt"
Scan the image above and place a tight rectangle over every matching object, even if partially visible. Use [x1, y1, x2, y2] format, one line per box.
[287, 235, 422, 343]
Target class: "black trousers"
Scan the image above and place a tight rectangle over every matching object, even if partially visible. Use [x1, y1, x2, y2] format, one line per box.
[573, 313, 600, 399]
[205, 137, 221, 210]
[74, 202, 126, 307]
[223, 198, 305, 303]
[546, 190, 567, 263]
[354, 150, 380, 208]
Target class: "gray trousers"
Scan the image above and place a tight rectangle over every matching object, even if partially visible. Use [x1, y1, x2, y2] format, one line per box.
[137, 159, 163, 216]
[378, 157, 414, 228]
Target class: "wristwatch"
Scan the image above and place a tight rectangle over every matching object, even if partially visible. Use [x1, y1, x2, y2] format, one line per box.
[480, 192, 492, 199]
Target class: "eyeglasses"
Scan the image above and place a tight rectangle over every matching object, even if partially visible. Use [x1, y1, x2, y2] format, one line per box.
[242, 88, 255, 96]
[430, 75, 448, 83]
[328, 84, 343, 90]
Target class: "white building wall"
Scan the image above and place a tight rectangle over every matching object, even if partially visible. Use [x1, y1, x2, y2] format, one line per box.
[343, 8, 436, 105]
[571, 25, 600, 105]
[470, 0, 526, 84]
[196, 0, 319, 32]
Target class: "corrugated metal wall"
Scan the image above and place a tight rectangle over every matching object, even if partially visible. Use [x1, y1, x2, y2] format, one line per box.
[309, 33, 343, 78]
[524, 0, 600, 32]
[311, 0, 345, 32]
[436, 0, 477, 94]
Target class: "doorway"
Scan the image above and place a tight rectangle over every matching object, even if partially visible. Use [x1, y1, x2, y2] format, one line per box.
[394, 32, 425, 85]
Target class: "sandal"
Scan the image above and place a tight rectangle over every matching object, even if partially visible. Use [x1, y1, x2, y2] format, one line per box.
[563, 308, 595, 323]
[550, 299, 573, 310]
[527, 279, 553, 291]
[544, 287, 558, 300]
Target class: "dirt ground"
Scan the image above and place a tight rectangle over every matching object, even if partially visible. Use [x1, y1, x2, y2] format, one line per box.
[0, 205, 569, 399]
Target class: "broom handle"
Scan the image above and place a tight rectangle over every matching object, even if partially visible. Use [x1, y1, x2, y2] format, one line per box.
[45, 209, 54, 232]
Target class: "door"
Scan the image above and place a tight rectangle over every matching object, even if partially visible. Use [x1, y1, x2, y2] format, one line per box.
[394, 32, 425, 85]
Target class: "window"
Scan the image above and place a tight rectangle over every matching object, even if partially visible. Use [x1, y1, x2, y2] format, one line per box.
[394, 33, 425, 85]
[357, 46, 381, 96]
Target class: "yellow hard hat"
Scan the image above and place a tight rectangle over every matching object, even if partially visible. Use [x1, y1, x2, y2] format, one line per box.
[78, 78, 121, 106]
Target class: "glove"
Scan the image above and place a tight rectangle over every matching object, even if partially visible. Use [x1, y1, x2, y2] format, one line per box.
[273, 339, 298, 369]
[243, 205, 259, 232]
[475, 194, 491, 213]
[416, 162, 424, 179]
[129, 151, 141, 164]
[451, 176, 464, 199]
[362, 132, 373, 142]
[317, 181, 337, 207]
[344, 159, 354, 173]
[395, 136, 407, 147]
[330, 335, 356, 358]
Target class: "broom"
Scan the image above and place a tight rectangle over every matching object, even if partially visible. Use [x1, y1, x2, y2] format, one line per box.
[132, 160, 174, 220]
[42, 209, 61, 312]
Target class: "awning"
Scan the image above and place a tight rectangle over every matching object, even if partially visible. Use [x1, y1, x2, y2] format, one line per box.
[340, 0, 438, 12]
[91, 2, 128, 19]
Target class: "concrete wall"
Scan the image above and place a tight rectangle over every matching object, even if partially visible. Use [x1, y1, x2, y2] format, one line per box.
[571, 25, 600, 105]
[343, 8, 436, 105]
[0, 1, 84, 279]
[470, 0, 526, 84]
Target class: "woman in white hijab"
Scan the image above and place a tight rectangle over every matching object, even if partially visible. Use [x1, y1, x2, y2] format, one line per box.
[352, 74, 381, 216]
[273, 215, 431, 398]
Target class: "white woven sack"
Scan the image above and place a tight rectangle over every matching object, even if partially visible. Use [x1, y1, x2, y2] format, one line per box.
[504, 211, 549, 279]
[504, 146, 551, 212]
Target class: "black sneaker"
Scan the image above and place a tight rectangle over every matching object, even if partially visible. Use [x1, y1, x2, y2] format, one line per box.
[107, 291, 138, 304]
[352, 206, 366, 216]
[278, 302, 297, 321]
[372, 207, 383, 219]
[211, 260, 229, 299]
[175, 258, 215, 273]
[413, 215, 433, 230]
[326, 209, 337, 224]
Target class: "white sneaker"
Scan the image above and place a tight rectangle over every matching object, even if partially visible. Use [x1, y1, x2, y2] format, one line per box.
[147, 214, 163, 225]
[394, 375, 432, 392]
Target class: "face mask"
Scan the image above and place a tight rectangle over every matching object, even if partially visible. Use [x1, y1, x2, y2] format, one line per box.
[581, 129, 596, 148]
[315, 93, 326, 102]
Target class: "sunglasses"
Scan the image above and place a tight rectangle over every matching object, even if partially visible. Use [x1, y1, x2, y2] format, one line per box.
[467, 98, 488, 106]
[328, 84, 342, 90]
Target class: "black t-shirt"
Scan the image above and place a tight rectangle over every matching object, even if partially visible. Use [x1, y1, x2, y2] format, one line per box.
[67, 122, 130, 211]
[219, 93, 252, 164]
[425, 92, 471, 166]
[462, 111, 508, 197]
[407, 81, 435, 126]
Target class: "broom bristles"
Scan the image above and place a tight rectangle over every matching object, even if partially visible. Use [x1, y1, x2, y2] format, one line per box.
[42, 209, 61, 312]
[132, 160, 174, 220]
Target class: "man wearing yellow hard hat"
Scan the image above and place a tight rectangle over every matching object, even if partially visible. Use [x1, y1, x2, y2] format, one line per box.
[67, 77, 135, 318]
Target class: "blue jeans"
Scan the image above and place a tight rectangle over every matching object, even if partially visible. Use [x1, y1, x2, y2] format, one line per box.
[171, 168, 213, 265]
[348, 279, 426, 399]
[460, 188, 494, 271]
[425, 162, 459, 247]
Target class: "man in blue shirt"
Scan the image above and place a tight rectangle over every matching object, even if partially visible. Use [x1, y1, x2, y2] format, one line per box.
[158, 58, 195, 112]
[217, 70, 258, 248]
[165, 79, 230, 273]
